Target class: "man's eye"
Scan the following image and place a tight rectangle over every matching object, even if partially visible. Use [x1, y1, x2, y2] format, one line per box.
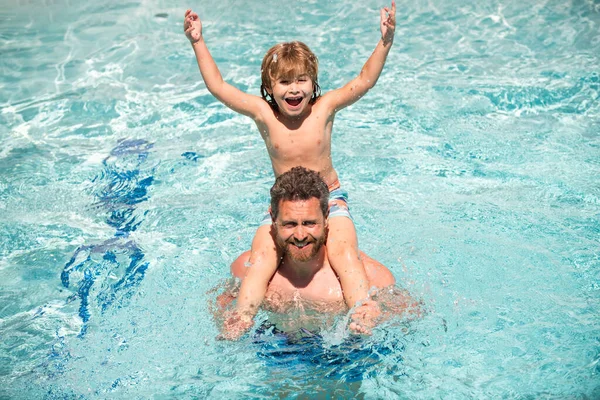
[284, 223, 295, 228]
[303, 222, 316, 227]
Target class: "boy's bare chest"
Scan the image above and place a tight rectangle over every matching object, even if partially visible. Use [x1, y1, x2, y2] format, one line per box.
[258, 113, 333, 157]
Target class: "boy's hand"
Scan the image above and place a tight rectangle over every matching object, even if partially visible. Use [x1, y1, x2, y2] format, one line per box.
[184, 9, 203, 44]
[380, 1, 396, 46]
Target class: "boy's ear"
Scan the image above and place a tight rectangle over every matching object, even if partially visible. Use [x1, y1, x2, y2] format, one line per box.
[266, 87, 273, 95]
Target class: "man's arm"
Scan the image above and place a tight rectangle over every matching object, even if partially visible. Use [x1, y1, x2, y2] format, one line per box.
[362, 251, 423, 319]
[361, 251, 396, 288]
[184, 9, 267, 119]
[320, 1, 396, 113]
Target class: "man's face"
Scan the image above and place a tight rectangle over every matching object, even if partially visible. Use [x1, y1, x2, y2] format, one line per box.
[273, 197, 327, 262]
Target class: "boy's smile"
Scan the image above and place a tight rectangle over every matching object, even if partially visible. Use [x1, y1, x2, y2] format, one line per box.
[285, 96, 303, 107]
[269, 75, 314, 118]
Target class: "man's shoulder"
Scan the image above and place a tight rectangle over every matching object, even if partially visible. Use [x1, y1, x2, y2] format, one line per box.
[360, 251, 396, 288]
[230, 250, 251, 279]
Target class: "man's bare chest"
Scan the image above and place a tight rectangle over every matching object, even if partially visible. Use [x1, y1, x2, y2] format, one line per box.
[263, 268, 345, 313]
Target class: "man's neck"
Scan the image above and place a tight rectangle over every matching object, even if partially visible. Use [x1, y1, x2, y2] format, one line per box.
[278, 248, 327, 289]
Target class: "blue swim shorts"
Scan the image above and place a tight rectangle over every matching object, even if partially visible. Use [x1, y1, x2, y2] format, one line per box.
[253, 322, 396, 383]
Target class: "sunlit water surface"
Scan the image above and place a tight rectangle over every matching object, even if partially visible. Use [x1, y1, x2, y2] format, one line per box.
[1, 0, 599, 398]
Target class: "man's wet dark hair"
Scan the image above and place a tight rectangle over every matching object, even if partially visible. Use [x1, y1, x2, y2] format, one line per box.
[270, 166, 329, 220]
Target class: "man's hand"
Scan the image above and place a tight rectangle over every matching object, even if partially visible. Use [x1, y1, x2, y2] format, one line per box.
[217, 310, 254, 341]
[184, 9, 203, 44]
[380, 1, 396, 46]
[349, 299, 381, 335]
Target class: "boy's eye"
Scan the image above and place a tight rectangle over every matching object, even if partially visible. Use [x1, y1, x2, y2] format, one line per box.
[279, 80, 289, 85]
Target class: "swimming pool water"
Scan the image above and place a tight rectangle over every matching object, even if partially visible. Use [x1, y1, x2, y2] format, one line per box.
[1, 0, 599, 398]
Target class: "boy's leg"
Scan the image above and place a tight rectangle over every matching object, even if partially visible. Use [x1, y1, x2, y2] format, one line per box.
[327, 217, 380, 333]
[242, 224, 281, 310]
[221, 224, 279, 340]
[326, 217, 370, 307]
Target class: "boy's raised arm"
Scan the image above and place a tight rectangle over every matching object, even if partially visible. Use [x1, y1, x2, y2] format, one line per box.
[184, 9, 266, 119]
[323, 1, 396, 112]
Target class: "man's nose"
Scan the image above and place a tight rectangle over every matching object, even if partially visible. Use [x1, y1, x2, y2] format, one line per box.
[293, 226, 307, 241]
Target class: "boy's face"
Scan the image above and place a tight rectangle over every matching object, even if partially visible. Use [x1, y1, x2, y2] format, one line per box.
[267, 74, 314, 118]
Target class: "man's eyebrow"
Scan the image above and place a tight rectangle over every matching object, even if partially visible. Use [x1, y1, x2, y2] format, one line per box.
[279, 218, 318, 225]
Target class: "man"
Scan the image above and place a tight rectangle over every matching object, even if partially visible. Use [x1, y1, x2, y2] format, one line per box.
[219, 166, 415, 339]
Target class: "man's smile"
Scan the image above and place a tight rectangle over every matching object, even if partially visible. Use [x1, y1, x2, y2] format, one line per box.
[288, 240, 312, 249]
[284, 238, 319, 262]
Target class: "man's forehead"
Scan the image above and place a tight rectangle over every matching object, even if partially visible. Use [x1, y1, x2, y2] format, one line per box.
[277, 198, 324, 218]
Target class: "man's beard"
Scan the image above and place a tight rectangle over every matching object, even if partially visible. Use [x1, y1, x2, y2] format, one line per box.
[276, 232, 327, 262]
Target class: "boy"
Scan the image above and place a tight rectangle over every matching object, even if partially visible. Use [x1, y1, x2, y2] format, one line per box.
[184, 2, 396, 339]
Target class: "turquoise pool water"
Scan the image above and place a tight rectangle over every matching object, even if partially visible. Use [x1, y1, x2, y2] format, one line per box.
[1, 0, 599, 398]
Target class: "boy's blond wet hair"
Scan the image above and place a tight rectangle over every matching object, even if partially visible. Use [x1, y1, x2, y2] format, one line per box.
[260, 41, 321, 109]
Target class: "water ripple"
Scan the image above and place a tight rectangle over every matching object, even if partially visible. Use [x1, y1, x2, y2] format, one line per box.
[61, 139, 154, 336]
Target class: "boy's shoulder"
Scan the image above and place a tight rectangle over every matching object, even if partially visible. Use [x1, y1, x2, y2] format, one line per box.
[312, 92, 339, 112]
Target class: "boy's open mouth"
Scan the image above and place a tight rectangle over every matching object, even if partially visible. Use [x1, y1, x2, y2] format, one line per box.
[285, 97, 302, 107]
